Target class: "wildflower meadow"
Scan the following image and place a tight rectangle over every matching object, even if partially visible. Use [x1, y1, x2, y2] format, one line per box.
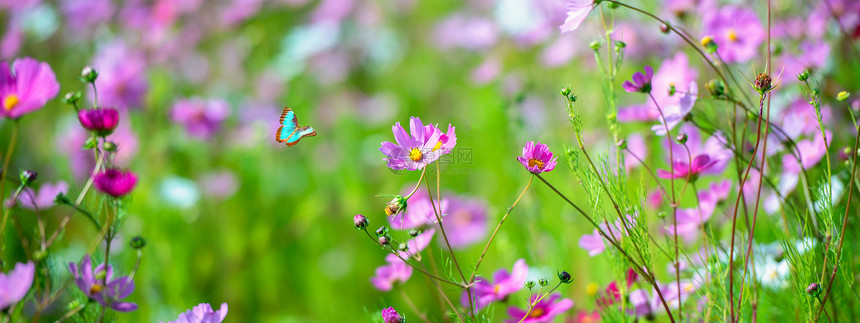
[1, 0, 859, 322]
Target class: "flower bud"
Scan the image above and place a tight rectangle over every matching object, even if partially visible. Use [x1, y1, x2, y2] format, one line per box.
[560, 86, 571, 97]
[103, 141, 117, 152]
[129, 236, 146, 249]
[668, 84, 676, 97]
[607, 2, 619, 9]
[837, 91, 850, 102]
[589, 40, 601, 50]
[754, 73, 772, 94]
[353, 214, 369, 229]
[379, 235, 391, 245]
[797, 70, 810, 82]
[83, 136, 98, 150]
[20, 170, 37, 186]
[55, 192, 72, 205]
[78, 108, 119, 137]
[558, 271, 573, 284]
[375, 226, 389, 236]
[80, 66, 98, 83]
[398, 243, 408, 252]
[63, 91, 82, 106]
[676, 133, 688, 144]
[384, 196, 407, 216]
[660, 22, 670, 34]
[700, 36, 717, 53]
[705, 79, 725, 97]
[538, 278, 549, 287]
[616, 139, 627, 150]
[408, 229, 419, 237]
[32, 249, 47, 261]
[568, 94, 578, 103]
[525, 281, 536, 289]
[806, 283, 821, 296]
[614, 40, 626, 52]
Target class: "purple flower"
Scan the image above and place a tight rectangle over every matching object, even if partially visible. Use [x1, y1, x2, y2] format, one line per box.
[702, 6, 765, 63]
[68, 255, 137, 312]
[559, 0, 594, 33]
[518, 141, 558, 174]
[463, 259, 528, 309]
[171, 97, 230, 139]
[17, 181, 68, 210]
[506, 293, 574, 323]
[0, 261, 34, 309]
[622, 66, 653, 93]
[381, 307, 403, 323]
[164, 303, 228, 323]
[61, 0, 114, 31]
[94, 169, 138, 197]
[441, 195, 487, 249]
[657, 125, 732, 179]
[380, 117, 455, 171]
[78, 108, 120, 136]
[433, 14, 498, 51]
[0, 57, 59, 119]
[371, 254, 413, 291]
[92, 41, 148, 110]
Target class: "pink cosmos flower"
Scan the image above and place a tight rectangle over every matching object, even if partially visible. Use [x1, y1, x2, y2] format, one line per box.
[623, 133, 647, 173]
[0, 261, 34, 309]
[380, 117, 456, 171]
[381, 307, 403, 323]
[164, 303, 228, 323]
[518, 141, 558, 174]
[441, 195, 488, 249]
[170, 97, 230, 139]
[578, 216, 634, 256]
[94, 169, 138, 197]
[559, 0, 595, 33]
[371, 254, 413, 291]
[702, 6, 765, 63]
[17, 181, 68, 210]
[78, 108, 120, 136]
[657, 125, 732, 179]
[623, 66, 654, 93]
[92, 41, 149, 110]
[650, 82, 697, 136]
[0, 57, 59, 119]
[462, 259, 528, 309]
[663, 180, 732, 243]
[506, 293, 573, 323]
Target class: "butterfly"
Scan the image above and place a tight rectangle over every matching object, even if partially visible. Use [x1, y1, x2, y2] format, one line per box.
[275, 107, 317, 146]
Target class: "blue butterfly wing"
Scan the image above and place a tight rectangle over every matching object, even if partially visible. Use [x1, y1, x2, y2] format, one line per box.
[284, 126, 317, 147]
[275, 106, 317, 146]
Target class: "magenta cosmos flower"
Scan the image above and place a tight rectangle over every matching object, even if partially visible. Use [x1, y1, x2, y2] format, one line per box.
[559, 0, 595, 33]
[164, 303, 228, 323]
[170, 97, 230, 139]
[462, 259, 528, 309]
[69, 255, 137, 312]
[380, 117, 456, 171]
[702, 6, 765, 63]
[78, 108, 120, 136]
[0, 57, 60, 119]
[657, 125, 732, 179]
[623, 66, 654, 93]
[0, 261, 34, 309]
[94, 169, 138, 197]
[518, 141, 558, 174]
[381, 307, 403, 323]
[506, 293, 574, 323]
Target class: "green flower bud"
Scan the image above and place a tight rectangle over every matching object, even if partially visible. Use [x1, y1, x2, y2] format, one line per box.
[80, 66, 99, 83]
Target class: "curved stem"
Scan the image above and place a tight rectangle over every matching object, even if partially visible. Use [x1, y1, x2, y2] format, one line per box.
[0, 120, 19, 247]
[470, 175, 533, 281]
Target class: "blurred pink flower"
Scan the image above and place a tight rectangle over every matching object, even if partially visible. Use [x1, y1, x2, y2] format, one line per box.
[370, 254, 413, 291]
[0, 57, 60, 119]
[440, 195, 487, 249]
[506, 293, 573, 323]
[171, 97, 231, 140]
[91, 41, 149, 110]
[0, 261, 35, 309]
[559, 0, 594, 33]
[61, 0, 114, 31]
[702, 6, 764, 63]
[463, 259, 528, 309]
[657, 125, 732, 178]
[18, 181, 68, 210]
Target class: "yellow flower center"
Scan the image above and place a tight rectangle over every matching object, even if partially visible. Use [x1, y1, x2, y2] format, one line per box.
[528, 158, 544, 169]
[530, 308, 545, 318]
[3, 94, 19, 111]
[90, 283, 104, 294]
[408, 148, 423, 162]
[493, 284, 501, 294]
[727, 29, 738, 42]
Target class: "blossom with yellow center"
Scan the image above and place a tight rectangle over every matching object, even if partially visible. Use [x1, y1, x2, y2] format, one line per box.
[408, 148, 423, 162]
[90, 283, 104, 294]
[527, 158, 544, 170]
[529, 308, 545, 318]
[3, 94, 19, 111]
[727, 29, 738, 42]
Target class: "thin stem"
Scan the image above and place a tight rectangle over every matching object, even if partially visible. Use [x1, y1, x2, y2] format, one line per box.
[517, 282, 563, 323]
[399, 288, 432, 323]
[0, 120, 20, 246]
[361, 228, 464, 288]
[470, 175, 533, 281]
[47, 145, 105, 246]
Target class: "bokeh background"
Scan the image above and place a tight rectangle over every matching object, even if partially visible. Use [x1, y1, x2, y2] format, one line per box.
[1, 0, 857, 321]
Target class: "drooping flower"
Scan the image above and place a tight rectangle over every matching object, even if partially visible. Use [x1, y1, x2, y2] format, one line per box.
[78, 107, 120, 136]
[0, 261, 34, 309]
[94, 169, 138, 197]
[370, 254, 413, 291]
[170, 97, 231, 139]
[623, 66, 654, 93]
[17, 181, 68, 210]
[518, 141, 558, 174]
[463, 259, 529, 309]
[164, 303, 228, 323]
[68, 255, 137, 312]
[379, 117, 455, 171]
[506, 293, 573, 323]
[702, 6, 765, 63]
[559, 0, 595, 33]
[381, 307, 403, 323]
[0, 57, 60, 119]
